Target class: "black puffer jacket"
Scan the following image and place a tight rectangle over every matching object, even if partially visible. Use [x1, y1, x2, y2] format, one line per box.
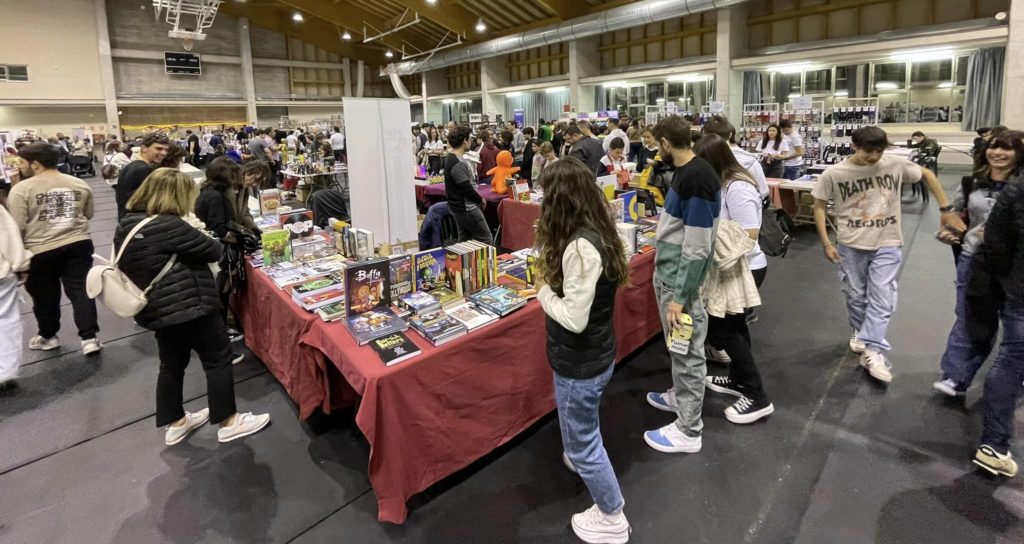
[113, 212, 224, 330]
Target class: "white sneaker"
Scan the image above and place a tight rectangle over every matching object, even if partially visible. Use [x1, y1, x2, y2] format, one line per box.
[28, 335, 60, 351]
[231, 352, 245, 365]
[81, 338, 102, 356]
[643, 422, 702, 453]
[217, 412, 271, 443]
[860, 350, 893, 383]
[932, 378, 967, 397]
[562, 451, 578, 474]
[706, 347, 732, 364]
[165, 408, 210, 446]
[849, 332, 866, 354]
[571, 503, 630, 544]
[645, 388, 677, 412]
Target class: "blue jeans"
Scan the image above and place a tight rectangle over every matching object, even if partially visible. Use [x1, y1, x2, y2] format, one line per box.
[554, 362, 624, 515]
[939, 254, 995, 387]
[838, 245, 902, 353]
[783, 165, 803, 180]
[980, 302, 1024, 452]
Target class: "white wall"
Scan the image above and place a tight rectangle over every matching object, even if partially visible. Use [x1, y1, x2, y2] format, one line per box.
[0, 0, 105, 102]
[0, 106, 110, 137]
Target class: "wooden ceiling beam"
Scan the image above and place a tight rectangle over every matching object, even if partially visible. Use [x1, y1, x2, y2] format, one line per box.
[387, 0, 478, 42]
[275, 0, 430, 54]
[536, 0, 589, 21]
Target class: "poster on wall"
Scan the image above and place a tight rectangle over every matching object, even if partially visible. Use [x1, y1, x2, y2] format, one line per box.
[513, 109, 524, 128]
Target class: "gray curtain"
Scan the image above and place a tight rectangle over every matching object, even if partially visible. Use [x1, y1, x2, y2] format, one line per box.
[743, 71, 762, 106]
[503, 90, 570, 128]
[962, 47, 1005, 131]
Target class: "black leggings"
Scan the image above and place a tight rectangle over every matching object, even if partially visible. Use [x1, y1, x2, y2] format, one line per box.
[707, 267, 768, 401]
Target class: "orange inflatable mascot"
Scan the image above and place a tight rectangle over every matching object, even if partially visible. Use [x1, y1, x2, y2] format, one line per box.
[487, 150, 521, 195]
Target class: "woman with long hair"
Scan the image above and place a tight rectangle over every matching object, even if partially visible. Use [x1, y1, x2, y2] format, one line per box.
[114, 169, 270, 445]
[627, 119, 644, 162]
[535, 158, 631, 543]
[934, 133, 1024, 398]
[756, 124, 789, 179]
[424, 126, 445, 175]
[693, 134, 774, 424]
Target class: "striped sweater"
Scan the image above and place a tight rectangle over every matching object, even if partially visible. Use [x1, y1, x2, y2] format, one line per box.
[655, 155, 722, 304]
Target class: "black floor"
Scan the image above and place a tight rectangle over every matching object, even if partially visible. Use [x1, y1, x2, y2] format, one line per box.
[1, 170, 1022, 544]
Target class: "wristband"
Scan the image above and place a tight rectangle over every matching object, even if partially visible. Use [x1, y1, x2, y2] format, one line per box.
[938, 205, 955, 213]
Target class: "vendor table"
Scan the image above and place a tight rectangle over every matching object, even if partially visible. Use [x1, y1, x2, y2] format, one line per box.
[497, 198, 541, 251]
[419, 183, 509, 230]
[235, 251, 661, 524]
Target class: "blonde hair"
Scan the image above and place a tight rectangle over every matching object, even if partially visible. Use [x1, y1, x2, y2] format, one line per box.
[126, 167, 198, 216]
[539, 141, 554, 155]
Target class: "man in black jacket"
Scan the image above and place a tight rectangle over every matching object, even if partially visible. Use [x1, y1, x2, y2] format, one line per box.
[444, 126, 490, 244]
[115, 133, 169, 218]
[565, 125, 605, 177]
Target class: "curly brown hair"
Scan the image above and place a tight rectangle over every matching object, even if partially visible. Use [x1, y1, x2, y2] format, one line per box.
[535, 158, 629, 292]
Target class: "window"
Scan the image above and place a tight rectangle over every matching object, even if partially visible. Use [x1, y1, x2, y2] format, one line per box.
[0, 65, 29, 82]
[773, 73, 801, 104]
[909, 59, 953, 123]
[955, 54, 969, 86]
[647, 82, 665, 106]
[804, 69, 831, 95]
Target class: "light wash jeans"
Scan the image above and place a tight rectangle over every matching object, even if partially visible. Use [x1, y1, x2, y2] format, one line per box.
[940, 254, 995, 387]
[837, 245, 902, 353]
[654, 276, 707, 437]
[554, 362, 624, 515]
[0, 276, 23, 383]
[980, 302, 1024, 452]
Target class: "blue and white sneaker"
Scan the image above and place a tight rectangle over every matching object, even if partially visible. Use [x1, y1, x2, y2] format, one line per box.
[643, 423, 702, 453]
[645, 388, 677, 413]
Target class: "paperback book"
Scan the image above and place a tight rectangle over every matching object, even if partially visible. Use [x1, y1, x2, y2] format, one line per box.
[409, 310, 468, 346]
[315, 302, 347, 322]
[399, 291, 443, 315]
[447, 302, 499, 332]
[345, 307, 409, 346]
[294, 288, 345, 311]
[468, 285, 527, 317]
[261, 230, 292, 266]
[430, 287, 465, 310]
[369, 332, 422, 366]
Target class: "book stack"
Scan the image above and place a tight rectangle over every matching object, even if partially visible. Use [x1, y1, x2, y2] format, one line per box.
[445, 241, 497, 298]
[315, 302, 346, 322]
[469, 285, 527, 317]
[343, 258, 408, 345]
[408, 310, 468, 346]
[399, 291, 443, 315]
[430, 287, 465, 310]
[636, 217, 657, 254]
[447, 302, 499, 332]
[338, 228, 375, 259]
[345, 307, 409, 346]
[291, 277, 345, 311]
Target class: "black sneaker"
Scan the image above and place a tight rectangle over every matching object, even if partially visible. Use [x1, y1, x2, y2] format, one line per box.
[231, 352, 245, 365]
[705, 375, 742, 397]
[227, 328, 244, 343]
[725, 396, 774, 425]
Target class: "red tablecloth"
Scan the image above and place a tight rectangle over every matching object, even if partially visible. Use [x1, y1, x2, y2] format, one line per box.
[497, 199, 542, 251]
[421, 182, 508, 205]
[238, 251, 661, 524]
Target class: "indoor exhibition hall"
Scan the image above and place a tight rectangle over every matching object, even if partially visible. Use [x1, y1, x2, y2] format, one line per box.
[3, 0, 1024, 543]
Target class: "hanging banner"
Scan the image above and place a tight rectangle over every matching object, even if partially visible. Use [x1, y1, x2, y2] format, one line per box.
[513, 109, 524, 128]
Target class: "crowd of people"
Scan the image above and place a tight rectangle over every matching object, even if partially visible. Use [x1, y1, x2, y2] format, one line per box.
[2, 110, 1023, 544]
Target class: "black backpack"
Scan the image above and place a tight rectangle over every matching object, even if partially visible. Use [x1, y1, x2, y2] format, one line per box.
[760, 205, 795, 258]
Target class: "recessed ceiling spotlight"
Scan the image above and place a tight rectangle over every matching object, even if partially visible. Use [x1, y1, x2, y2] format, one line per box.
[385, 50, 394, 58]
[475, 18, 486, 32]
[292, 12, 304, 22]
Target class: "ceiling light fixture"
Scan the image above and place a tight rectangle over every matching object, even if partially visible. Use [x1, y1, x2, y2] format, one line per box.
[545, 86, 566, 94]
[769, 63, 811, 74]
[835, 90, 849, 97]
[426, 0, 438, 4]
[385, 50, 394, 58]
[292, 12, 304, 22]
[667, 73, 706, 82]
[890, 48, 955, 62]
[875, 82, 899, 90]
[475, 18, 486, 32]
[655, 98, 665, 103]
[506, 91, 522, 97]
[341, 31, 351, 40]
[602, 81, 628, 88]
[442, 98, 455, 104]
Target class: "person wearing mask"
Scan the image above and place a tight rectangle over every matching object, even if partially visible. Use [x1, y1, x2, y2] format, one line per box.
[329, 126, 346, 163]
[703, 116, 769, 201]
[779, 120, 805, 180]
[445, 126, 491, 244]
[477, 129, 500, 184]
[933, 134, 1024, 397]
[565, 125, 605, 177]
[693, 134, 774, 424]
[756, 124, 790, 179]
[115, 168, 270, 445]
[10, 143, 101, 356]
[636, 128, 659, 173]
[0, 202, 33, 387]
[423, 127, 445, 175]
[812, 126, 963, 383]
[600, 137, 628, 174]
[102, 141, 132, 185]
[603, 118, 629, 154]
[116, 133, 170, 218]
[643, 116, 721, 454]
[536, 159, 632, 543]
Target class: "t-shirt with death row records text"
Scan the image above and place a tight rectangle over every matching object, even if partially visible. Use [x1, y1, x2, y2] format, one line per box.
[811, 154, 923, 250]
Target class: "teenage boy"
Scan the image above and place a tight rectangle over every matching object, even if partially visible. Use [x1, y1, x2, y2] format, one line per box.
[10, 143, 101, 355]
[444, 126, 491, 244]
[812, 126, 964, 383]
[602, 118, 629, 153]
[779, 120, 805, 180]
[116, 133, 169, 218]
[643, 116, 722, 454]
[565, 125, 605, 177]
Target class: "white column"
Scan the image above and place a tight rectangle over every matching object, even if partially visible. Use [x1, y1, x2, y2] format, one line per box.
[356, 60, 365, 97]
[715, 5, 749, 123]
[481, 57, 508, 120]
[342, 58, 352, 97]
[238, 17, 258, 125]
[570, 37, 600, 114]
[1003, 0, 1024, 127]
[94, 0, 120, 133]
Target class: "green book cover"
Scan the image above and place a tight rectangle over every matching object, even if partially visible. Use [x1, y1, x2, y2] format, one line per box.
[262, 230, 292, 266]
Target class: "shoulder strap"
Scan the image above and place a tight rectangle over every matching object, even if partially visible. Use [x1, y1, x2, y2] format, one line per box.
[142, 254, 177, 295]
[113, 216, 158, 265]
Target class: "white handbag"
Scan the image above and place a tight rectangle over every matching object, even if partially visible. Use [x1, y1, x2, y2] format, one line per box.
[86, 216, 177, 318]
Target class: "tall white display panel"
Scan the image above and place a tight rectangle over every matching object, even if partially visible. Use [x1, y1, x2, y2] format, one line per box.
[344, 98, 418, 245]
